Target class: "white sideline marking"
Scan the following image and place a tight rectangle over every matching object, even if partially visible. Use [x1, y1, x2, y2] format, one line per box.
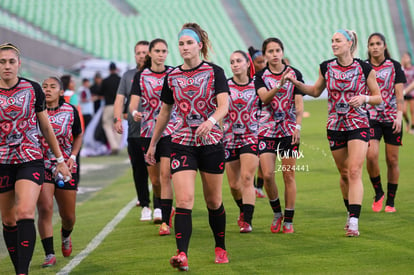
[57, 198, 136, 275]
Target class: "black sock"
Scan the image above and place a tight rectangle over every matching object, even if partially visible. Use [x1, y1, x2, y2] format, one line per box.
[208, 203, 226, 250]
[343, 199, 349, 212]
[16, 219, 36, 274]
[161, 199, 173, 224]
[61, 227, 72, 239]
[235, 199, 243, 213]
[242, 204, 254, 225]
[349, 204, 361, 219]
[386, 182, 398, 207]
[3, 224, 18, 273]
[41, 237, 55, 256]
[256, 177, 264, 189]
[269, 198, 282, 213]
[174, 208, 192, 255]
[153, 195, 161, 209]
[370, 175, 384, 200]
[284, 209, 295, 223]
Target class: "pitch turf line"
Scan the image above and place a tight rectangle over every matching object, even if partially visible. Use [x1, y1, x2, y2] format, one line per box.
[56, 197, 136, 275]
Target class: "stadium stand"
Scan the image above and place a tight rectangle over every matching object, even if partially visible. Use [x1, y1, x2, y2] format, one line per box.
[0, 0, 410, 81]
[240, 0, 399, 80]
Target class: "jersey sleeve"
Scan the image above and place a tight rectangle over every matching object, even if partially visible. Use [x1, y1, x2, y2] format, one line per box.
[357, 59, 373, 79]
[254, 70, 266, 92]
[116, 72, 128, 96]
[160, 74, 175, 104]
[130, 71, 142, 96]
[291, 67, 305, 95]
[212, 64, 230, 95]
[392, 59, 407, 84]
[319, 60, 329, 79]
[32, 81, 46, 112]
[71, 104, 83, 136]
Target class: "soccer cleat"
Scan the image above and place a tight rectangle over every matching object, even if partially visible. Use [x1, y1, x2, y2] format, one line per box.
[237, 212, 244, 227]
[169, 207, 176, 227]
[159, 222, 171, 236]
[282, 222, 294, 234]
[62, 236, 72, 257]
[140, 207, 152, 221]
[270, 213, 283, 233]
[255, 188, 266, 198]
[385, 205, 396, 213]
[42, 254, 56, 268]
[372, 194, 384, 212]
[239, 222, 252, 233]
[214, 247, 229, 264]
[153, 208, 162, 224]
[170, 251, 189, 271]
[346, 229, 360, 237]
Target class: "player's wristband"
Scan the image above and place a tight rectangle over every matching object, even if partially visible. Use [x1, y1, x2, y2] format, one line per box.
[365, 95, 369, 103]
[70, 155, 77, 162]
[132, 110, 138, 117]
[56, 156, 65, 163]
[208, 116, 217, 125]
[295, 124, 302, 130]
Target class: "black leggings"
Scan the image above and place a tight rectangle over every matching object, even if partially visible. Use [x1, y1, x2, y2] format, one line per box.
[127, 137, 150, 206]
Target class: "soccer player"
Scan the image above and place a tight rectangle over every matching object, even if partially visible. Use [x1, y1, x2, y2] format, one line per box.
[223, 50, 259, 233]
[284, 29, 382, 236]
[146, 23, 229, 271]
[0, 43, 71, 275]
[401, 52, 414, 133]
[255, 37, 304, 234]
[365, 33, 406, 213]
[129, 38, 175, 233]
[37, 77, 83, 267]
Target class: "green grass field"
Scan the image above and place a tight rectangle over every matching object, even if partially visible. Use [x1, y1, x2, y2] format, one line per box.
[1, 99, 413, 274]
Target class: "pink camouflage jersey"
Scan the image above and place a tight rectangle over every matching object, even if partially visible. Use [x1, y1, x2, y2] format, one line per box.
[254, 65, 304, 138]
[366, 58, 406, 122]
[161, 61, 229, 146]
[0, 78, 45, 164]
[320, 58, 372, 131]
[39, 102, 82, 173]
[130, 66, 176, 138]
[223, 78, 259, 149]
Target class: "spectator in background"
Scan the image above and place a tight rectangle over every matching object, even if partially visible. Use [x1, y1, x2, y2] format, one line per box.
[78, 78, 94, 129]
[90, 72, 103, 113]
[101, 62, 121, 155]
[113, 40, 151, 215]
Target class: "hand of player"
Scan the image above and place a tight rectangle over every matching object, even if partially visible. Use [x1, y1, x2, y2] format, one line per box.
[114, 120, 123, 134]
[348, 95, 365, 108]
[145, 145, 157, 165]
[56, 161, 72, 182]
[195, 120, 214, 138]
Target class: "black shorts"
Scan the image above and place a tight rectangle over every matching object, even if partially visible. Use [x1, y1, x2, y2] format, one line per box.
[44, 169, 79, 190]
[327, 128, 370, 151]
[170, 142, 225, 174]
[258, 136, 300, 158]
[0, 159, 44, 193]
[369, 120, 402, 146]
[225, 144, 258, 162]
[404, 93, 414, 100]
[140, 136, 172, 164]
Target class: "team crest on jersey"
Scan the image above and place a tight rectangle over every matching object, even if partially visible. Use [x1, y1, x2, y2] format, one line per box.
[171, 159, 180, 170]
[259, 141, 266, 151]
